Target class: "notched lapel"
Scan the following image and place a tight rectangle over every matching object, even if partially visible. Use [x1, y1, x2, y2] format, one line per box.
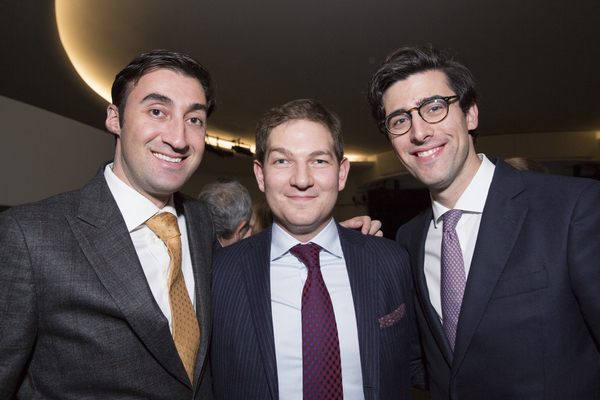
[69, 173, 190, 387]
[179, 195, 213, 388]
[407, 210, 454, 364]
[452, 161, 528, 372]
[244, 228, 280, 399]
[338, 226, 380, 391]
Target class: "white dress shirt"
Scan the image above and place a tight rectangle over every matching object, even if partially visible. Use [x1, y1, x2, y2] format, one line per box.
[104, 164, 196, 332]
[424, 154, 495, 322]
[270, 219, 364, 400]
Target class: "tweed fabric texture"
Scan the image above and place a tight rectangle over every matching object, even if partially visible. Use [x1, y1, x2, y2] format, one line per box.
[146, 212, 200, 385]
[441, 209, 466, 351]
[290, 243, 343, 400]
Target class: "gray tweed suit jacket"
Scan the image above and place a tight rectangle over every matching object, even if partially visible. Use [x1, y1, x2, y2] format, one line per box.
[0, 165, 215, 399]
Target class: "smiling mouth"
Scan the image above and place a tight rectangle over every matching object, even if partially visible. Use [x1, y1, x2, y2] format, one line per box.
[153, 152, 182, 163]
[288, 195, 316, 202]
[416, 146, 442, 158]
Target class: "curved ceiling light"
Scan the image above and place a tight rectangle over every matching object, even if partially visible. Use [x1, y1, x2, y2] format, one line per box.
[55, 0, 112, 103]
[54, 0, 368, 162]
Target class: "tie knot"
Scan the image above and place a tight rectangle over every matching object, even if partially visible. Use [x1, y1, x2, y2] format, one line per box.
[289, 243, 322, 269]
[145, 212, 181, 243]
[442, 209, 462, 232]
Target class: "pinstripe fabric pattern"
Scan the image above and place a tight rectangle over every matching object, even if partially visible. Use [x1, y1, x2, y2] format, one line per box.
[212, 223, 420, 400]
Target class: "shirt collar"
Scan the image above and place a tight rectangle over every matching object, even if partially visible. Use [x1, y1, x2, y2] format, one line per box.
[431, 154, 496, 228]
[271, 218, 342, 261]
[104, 163, 176, 232]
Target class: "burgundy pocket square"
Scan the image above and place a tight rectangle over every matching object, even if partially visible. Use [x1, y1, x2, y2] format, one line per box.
[378, 304, 405, 328]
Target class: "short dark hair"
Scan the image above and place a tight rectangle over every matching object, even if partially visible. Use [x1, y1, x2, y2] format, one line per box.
[367, 45, 478, 138]
[254, 99, 343, 165]
[504, 157, 549, 174]
[111, 50, 216, 127]
[198, 180, 252, 240]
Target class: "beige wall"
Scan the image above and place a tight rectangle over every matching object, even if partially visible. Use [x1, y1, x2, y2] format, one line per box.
[0, 96, 115, 206]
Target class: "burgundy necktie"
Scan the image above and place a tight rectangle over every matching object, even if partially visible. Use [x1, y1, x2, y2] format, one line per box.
[441, 209, 466, 351]
[290, 243, 343, 400]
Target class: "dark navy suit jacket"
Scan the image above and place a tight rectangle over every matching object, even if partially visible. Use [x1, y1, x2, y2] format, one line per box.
[397, 158, 600, 399]
[211, 223, 425, 399]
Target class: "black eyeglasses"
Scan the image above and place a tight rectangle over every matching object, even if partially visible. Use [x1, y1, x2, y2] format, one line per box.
[383, 95, 459, 136]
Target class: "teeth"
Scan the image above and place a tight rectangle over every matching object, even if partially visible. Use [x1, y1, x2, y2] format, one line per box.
[417, 147, 441, 157]
[153, 152, 182, 163]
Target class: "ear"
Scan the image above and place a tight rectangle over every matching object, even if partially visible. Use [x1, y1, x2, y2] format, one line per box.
[106, 104, 121, 136]
[254, 160, 266, 193]
[466, 103, 479, 131]
[234, 220, 248, 240]
[338, 157, 350, 191]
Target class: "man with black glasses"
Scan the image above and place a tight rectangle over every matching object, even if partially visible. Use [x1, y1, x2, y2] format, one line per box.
[367, 45, 600, 399]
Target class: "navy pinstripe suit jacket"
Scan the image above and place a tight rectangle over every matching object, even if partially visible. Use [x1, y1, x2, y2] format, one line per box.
[211, 222, 425, 400]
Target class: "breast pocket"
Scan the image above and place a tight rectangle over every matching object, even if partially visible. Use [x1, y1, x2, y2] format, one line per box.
[378, 303, 405, 328]
[491, 268, 548, 299]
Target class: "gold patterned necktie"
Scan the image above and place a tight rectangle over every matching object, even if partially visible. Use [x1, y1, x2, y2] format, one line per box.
[146, 212, 200, 385]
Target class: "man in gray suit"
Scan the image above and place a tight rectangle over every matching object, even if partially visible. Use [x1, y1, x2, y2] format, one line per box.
[0, 50, 216, 399]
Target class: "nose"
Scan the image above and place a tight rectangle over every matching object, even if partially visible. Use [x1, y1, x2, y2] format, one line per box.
[408, 112, 434, 144]
[290, 162, 313, 190]
[162, 118, 188, 151]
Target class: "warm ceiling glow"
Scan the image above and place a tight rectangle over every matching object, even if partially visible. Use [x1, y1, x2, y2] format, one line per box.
[54, 1, 373, 163]
[55, 0, 112, 103]
[206, 129, 256, 153]
[346, 154, 377, 163]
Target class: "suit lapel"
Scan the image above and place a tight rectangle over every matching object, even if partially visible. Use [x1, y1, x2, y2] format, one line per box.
[179, 194, 214, 390]
[409, 209, 454, 365]
[244, 227, 279, 399]
[338, 226, 379, 395]
[451, 159, 528, 374]
[67, 170, 189, 387]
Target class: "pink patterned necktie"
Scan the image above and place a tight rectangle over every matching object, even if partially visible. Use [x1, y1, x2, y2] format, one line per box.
[145, 212, 200, 386]
[441, 209, 466, 351]
[289, 243, 343, 400]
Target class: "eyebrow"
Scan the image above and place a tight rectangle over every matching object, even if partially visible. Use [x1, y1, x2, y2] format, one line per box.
[188, 103, 208, 113]
[267, 147, 334, 159]
[308, 150, 333, 159]
[391, 94, 450, 114]
[142, 93, 172, 105]
[141, 93, 207, 113]
[267, 147, 292, 158]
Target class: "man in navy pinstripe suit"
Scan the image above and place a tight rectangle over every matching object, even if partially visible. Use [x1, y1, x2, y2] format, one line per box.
[211, 99, 425, 400]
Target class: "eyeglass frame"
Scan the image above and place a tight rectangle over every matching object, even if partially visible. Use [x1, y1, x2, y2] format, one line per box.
[382, 95, 460, 136]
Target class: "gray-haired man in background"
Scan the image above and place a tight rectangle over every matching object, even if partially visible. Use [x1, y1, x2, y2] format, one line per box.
[199, 180, 252, 247]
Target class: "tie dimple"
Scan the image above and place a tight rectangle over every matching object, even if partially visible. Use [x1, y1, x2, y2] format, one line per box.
[146, 212, 200, 385]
